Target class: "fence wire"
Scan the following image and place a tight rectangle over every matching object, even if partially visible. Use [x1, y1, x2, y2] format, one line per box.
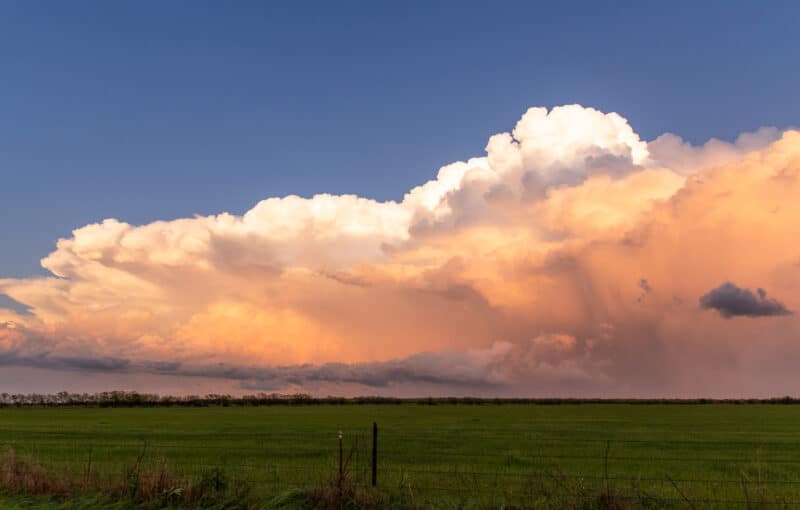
[4, 428, 800, 507]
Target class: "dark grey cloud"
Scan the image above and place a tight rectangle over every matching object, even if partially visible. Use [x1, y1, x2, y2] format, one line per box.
[699, 282, 793, 318]
[0, 350, 131, 372]
[0, 330, 604, 396]
[153, 350, 505, 390]
[0, 348, 502, 392]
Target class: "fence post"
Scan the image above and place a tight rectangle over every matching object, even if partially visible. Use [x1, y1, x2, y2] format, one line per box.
[371, 422, 378, 487]
[603, 440, 611, 503]
[338, 430, 343, 479]
[337, 430, 343, 506]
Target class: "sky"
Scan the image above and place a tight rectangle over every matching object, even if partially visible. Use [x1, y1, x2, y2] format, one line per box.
[1, 2, 800, 396]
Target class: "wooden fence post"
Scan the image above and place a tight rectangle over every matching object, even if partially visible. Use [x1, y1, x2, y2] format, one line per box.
[338, 430, 343, 479]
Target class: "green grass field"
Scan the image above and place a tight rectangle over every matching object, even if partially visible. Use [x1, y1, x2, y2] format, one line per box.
[2, 404, 800, 508]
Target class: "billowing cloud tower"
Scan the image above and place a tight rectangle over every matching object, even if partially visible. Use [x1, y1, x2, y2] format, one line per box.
[1, 105, 798, 397]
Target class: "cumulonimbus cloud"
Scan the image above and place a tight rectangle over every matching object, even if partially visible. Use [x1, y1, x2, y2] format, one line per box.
[1, 104, 799, 396]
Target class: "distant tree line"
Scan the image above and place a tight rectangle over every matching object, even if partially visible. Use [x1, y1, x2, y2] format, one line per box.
[0, 391, 799, 407]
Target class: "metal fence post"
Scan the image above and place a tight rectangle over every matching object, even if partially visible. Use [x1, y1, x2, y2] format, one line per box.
[337, 429, 343, 507]
[371, 422, 378, 487]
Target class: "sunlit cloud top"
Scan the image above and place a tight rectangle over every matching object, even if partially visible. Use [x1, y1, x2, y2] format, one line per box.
[1, 104, 798, 397]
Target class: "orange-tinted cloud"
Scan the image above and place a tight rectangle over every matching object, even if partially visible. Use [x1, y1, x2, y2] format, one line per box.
[1, 105, 797, 396]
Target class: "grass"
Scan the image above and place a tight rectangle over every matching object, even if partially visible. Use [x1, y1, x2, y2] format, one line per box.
[1, 404, 800, 508]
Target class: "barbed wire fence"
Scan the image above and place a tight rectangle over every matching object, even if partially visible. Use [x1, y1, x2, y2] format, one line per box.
[5, 425, 800, 507]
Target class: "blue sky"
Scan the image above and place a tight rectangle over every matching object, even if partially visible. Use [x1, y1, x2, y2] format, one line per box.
[1, 0, 799, 279]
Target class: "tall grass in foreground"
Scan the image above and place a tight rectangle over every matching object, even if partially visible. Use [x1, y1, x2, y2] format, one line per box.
[2, 446, 798, 509]
[0, 447, 261, 509]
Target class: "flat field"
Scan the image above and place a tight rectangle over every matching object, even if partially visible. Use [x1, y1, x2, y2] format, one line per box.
[2, 404, 800, 508]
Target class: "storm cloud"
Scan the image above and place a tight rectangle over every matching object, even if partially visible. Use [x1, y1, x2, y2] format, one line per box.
[0, 335, 597, 395]
[1, 105, 799, 396]
[699, 282, 793, 319]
